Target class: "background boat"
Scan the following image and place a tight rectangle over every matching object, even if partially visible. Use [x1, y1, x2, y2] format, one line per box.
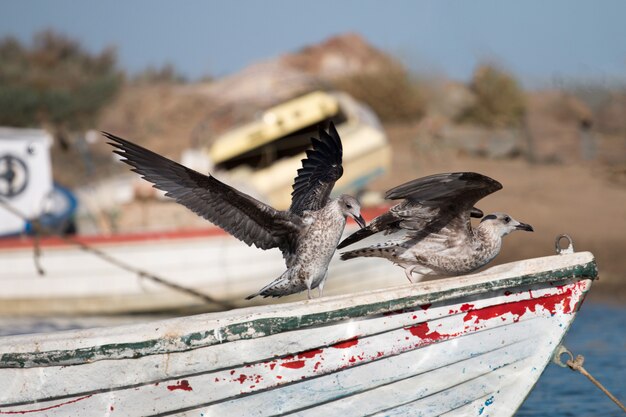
[0, 213, 400, 316]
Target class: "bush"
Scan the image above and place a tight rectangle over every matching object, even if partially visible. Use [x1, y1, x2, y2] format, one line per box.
[332, 63, 426, 122]
[458, 64, 525, 127]
[132, 63, 188, 85]
[0, 30, 122, 130]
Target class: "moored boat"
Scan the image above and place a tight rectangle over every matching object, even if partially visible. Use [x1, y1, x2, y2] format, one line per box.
[0, 209, 400, 316]
[0, 250, 596, 416]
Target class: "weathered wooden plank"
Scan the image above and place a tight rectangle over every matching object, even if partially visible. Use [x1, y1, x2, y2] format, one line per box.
[189, 328, 533, 416]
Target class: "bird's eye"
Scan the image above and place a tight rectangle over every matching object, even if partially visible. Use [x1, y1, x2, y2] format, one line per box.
[504, 216, 511, 223]
[346, 204, 352, 209]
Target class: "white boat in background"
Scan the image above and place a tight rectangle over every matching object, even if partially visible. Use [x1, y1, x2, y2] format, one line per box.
[206, 90, 391, 209]
[0, 127, 78, 237]
[0, 208, 400, 316]
[0, 250, 597, 416]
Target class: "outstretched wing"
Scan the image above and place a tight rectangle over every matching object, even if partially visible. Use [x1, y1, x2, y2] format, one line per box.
[289, 122, 343, 216]
[338, 172, 501, 248]
[104, 132, 303, 255]
[385, 172, 502, 205]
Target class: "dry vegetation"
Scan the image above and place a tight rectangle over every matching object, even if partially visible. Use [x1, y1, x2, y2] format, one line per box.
[332, 62, 426, 122]
[457, 64, 526, 127]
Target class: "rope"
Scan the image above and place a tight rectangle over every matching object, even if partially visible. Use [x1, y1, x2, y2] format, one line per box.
[566, 355, 626, 413]
[555, 345, 626, 413]
[30, 219, 45, 276]
[0, 197, 235, 310]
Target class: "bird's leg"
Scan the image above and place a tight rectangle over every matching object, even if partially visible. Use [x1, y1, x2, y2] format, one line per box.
[318, 272, 328, 298]
[307, 286, 312, 300]
[404, 266, 417, 283]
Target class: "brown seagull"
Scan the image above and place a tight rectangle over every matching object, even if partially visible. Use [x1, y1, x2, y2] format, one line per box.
[338, 172, 533, 282]
[104, 122, 365, 299]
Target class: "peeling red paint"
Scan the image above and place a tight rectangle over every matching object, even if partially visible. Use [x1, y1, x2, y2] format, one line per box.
[110, 405, 114, 411]
[229, 370, 235, 375]
[214, 377, 219, 382]
[167, 380, 193, 391]
[412, 315, 417, 319]
[0, 395, 94, 415]
[297, 348, 323, 359]
[448, 309, 456, 314]
[504, 290, 512, 296]
[332, 336, 359, 349]
[281, 360, 306, 369]
[464, 287, 574, 324]
[420, 303, 432, 310]
[406, 287, 577, 344]
[187, 281, 584, 403]
[406, 322, 444, 341]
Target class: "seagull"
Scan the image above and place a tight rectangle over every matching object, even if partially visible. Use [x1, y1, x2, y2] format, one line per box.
[338, 172, 533, 282]
[103, 122, 365, 300]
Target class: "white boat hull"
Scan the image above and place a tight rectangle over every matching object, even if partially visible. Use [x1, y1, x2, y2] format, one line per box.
[0, 220, 399, 315]
[0, 252, 596, 416]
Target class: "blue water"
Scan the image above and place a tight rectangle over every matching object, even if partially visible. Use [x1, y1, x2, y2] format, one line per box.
[517, 302, 626, 417]
[0, 303, 624, 416]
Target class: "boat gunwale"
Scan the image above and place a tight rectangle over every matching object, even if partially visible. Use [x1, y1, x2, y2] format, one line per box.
[0, 252, 597, 369]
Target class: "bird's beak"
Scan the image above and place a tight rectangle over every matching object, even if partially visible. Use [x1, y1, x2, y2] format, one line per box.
[516, 222, 534, 232]
[353, 214, 366, 229]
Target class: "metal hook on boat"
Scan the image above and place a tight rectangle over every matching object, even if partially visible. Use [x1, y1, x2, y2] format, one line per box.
[555, 234, 574, 255]
[552, 344, 574, 368]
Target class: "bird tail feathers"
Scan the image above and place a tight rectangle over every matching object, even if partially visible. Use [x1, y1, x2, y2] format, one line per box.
[340, 247, 384, 261]
[340, 241, 404, 261]
[245, 270, 296, 299]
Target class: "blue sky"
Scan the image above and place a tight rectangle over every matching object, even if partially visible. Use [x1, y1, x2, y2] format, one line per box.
[2, 0, 626, 86]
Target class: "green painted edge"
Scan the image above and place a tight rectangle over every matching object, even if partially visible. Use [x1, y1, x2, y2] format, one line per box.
[0, 260, 597, 368]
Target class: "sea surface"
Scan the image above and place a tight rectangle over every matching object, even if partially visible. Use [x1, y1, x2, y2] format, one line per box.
[516, 302, 626, 417]
[1, 302, 624, 416]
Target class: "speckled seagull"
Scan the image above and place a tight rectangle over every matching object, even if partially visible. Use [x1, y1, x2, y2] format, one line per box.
[338, 172, 533, 282]
[103, 122, 365, 299]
